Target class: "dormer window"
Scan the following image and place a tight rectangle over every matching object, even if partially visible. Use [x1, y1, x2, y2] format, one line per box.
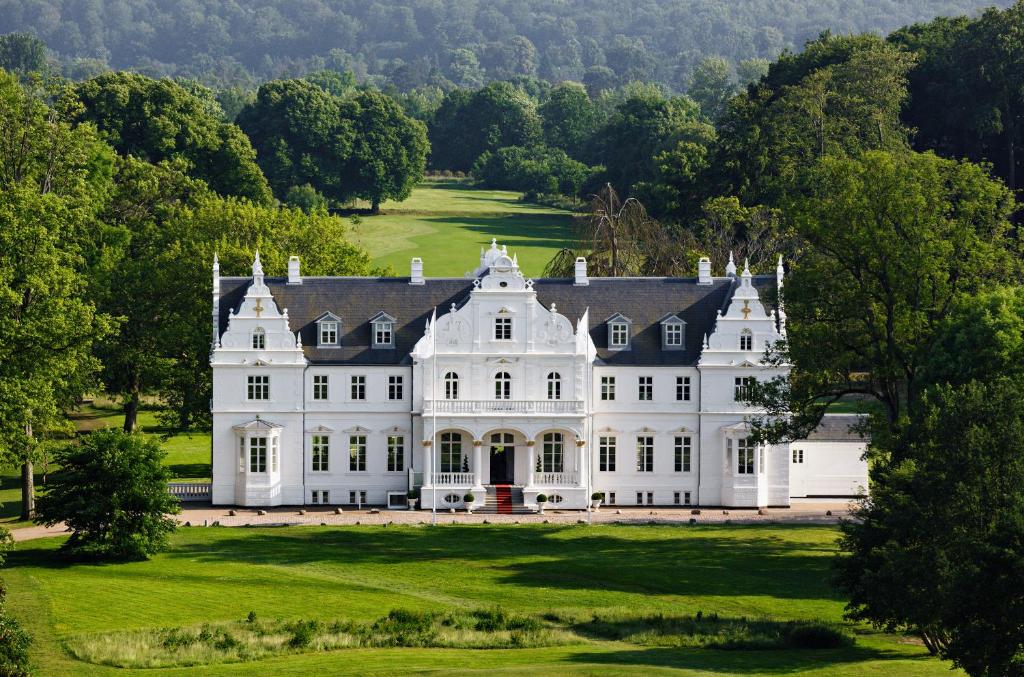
[251, 327, 266, 350]
[314, 312, 341, 348]
[660, 314, 686, 351]
[370, 312, 396, 349]
[739, 328, 753, 351]
[606, 313, 632, 351]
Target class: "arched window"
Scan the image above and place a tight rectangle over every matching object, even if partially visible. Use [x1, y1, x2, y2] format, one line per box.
[540, 432, 564, 472]
[739, 329, 753, 351]
[444, 372, 460, 400]
[546, 372, 562, 400]
[251, 327, 266, 350]
[440, 432, 462, 473]
[495, 372, 511, 400]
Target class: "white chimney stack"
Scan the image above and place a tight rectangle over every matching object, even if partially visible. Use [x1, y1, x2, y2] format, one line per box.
[287, 255, 301, 284]
[574, 257, 589, 286]
[698, 256, 712, 285]
[410, 257, 425, 285]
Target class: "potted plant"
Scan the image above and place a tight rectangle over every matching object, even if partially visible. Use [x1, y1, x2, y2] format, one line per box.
[463, 492, 475, 513]
[407, 487, 420, 510]
[536, 494, 548, 514]
[591, 491, 604, 512]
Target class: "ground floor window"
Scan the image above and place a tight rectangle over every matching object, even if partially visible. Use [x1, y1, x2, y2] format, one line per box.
[607, 491, 616, 505]
[674, 435, 691, 472]
[349, 435, 367, 472]
[736, 437, 755, 475]
[793, 448, 804, 464]
[348, 490, 367, 505]
[673, 491, 692, 506]
[387, 435, 405, 472]
[636, 436, 654, 472]
[599, 436, 616, 472]
[312, 435, 329, 472]
[540, 432, 564, 473]
[249, 437, 267, 473]
[311, 489, 330, 504]
[440, 432, 462, 473]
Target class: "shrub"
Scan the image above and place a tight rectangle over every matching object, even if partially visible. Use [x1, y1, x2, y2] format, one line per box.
[245, 611, 257, 624]
[536, 494, 548, 503]
[783, 622, 852, 649]
[407, 487, 420, 500]
[463, 492, 475, 503]
[591, 492, 605, 501]
[287, 620, 322, 648]
[0, 610, 31, 677]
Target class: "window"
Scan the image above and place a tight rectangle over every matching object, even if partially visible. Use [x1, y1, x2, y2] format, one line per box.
[271, 437, 278, 472]
[636, 436, 654, 472]
[740, 329, 753, 351]
[610, 322, 629, 348]
[313, 375, 329, 400]
[351, 375, 366, 400]
[760, 445, 766, 475]
[546, 372, 561, 400]
[600, 376, 616, 401]
[541, 432, 564, 473]
[320, 321, 338, 346]
[444, 372, 460, 399]
[247, 375, 269, 400]
[676, 376, 691, 401]
[388, 375, 404, 400]
[440, 432, 462, 473]
[638, 376, 653, 401]
[494, 372, 511, 400]
[249, 437, 267, 473]
[736, 437, 755, 475]
[793, 448, 804, 464]
[349, 435, 366, 471]
[734, 376, 755, 401]
[674, 491, 681, 505]
[647, 491, 654, 505]
[494, 317, 512, 340]
[387, 435, 404, 472]
[599, 436, 616, 472]
[684, 491, 692, 506]
[663, 322, 683, 348]
[674, 436, 692, 472]
[636, 491, 643, 505]
[608, 492, 616, 505]
[374, 321, 394, 347]
[312, 435, 329, 472]
[349, 490, 366, 505]
[238, 437, 245, 472]
[251, 327, 265, 349]
[311, 489, 329, 504]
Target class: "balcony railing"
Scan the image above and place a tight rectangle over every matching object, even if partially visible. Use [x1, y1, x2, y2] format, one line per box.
[535, 471, 579, 486]
[424, 399, 584, 415]
[167, 482, 212, 502]
[430, 472, 475, 486]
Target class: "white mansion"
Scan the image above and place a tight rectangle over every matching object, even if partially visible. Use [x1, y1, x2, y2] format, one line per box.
[210, 240, 867, 511]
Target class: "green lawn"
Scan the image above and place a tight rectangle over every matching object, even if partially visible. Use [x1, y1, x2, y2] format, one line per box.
[350, 179, 575, 277]
[4, 523, 955, 675]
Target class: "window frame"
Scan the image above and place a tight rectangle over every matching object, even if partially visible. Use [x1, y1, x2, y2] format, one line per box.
[351, 374, 366, 400]
[312, 374, 329, 401]
[387, 435, 405, 472]
[443, 372, 460, 400]
[348, 435, 367, 472]
[494, 371, 512, 400]
[251, 327, 266, 350]
[247, 375, 269, 401]
[599, 436, 616, 472]
[388, 375, 404, 400]
[676, 375, 691, 401]
[739, 328, 753, 352]
[440, 431, 462, 473]
[638, 375, 653, 401]
[540, 432, 564, 473]
[493, 316, 512, 341]
[319, 320, 339, 347]
[736, 437, 755, 475]
[734, 376, 755, 401]
[600, 375, 616, 401]
[674, 435, 692, 472]
[636, 436, 654, 472]
[311, 435, 330, 472]
[546, 372, 562, 400]
[249, 436, 267, 473]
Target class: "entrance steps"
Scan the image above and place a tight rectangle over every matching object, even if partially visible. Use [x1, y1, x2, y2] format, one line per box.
[476, 485, 533, 514]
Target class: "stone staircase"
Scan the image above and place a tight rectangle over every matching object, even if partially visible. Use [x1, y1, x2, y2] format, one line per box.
[477, 485, 533, 514]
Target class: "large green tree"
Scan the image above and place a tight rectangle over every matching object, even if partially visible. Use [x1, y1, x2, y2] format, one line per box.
[0, 33, 47, 77]
[73, 72, 272, 204]
[538, 81, 599, 157]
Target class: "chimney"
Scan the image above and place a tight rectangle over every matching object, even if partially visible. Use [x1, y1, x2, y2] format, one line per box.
[410, 257, 425, 285]
[287, 255, 301, 284]
[698, 256, 712, 285]
[574, 257, 589, 286]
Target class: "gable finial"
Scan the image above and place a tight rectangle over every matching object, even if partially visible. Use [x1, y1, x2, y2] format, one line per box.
[726, 251, 737, 276]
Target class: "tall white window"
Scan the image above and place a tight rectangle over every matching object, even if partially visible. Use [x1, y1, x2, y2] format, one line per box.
[541, 432, 564, 473]
[674, 435, 692, 472]
[494, 372, 511, 399]
[740, 329, 753, 351]
[546, 372, 561, 400]
[444, 372, 460, 399]
[251, 327, 265, 349]
[494, 317, 512, 340]
[388, 375, 404, 400]
[313, 375, 329, 400]
[320, 321, 338, 346]
[734, 376, 755, 401]
[374, 321, 394, 346]
[247, 375, 269, 400]
[351, 375, 366, 400]
[636, 436, 654, 472]
[664, 323, 683, 346]
[610, 322, 629, 347]
[737, 437, 755, 474]
[676, 376, 691, 401]
[638, 376, 653, 401]
[599, 436, 616, 472]
[601, 376, 615, 401]
[312, 435, 329, 471]
[249, 437, 267, 472]
[349, 435, 366, 471]
[387, 435, 405, 472]
[440, 432, 462, 473]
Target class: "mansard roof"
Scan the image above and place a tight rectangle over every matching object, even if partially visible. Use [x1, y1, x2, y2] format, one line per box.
[217, 275, 777, 366]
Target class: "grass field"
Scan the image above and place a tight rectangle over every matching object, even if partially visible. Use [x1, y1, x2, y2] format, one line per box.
[350, 179, 575, 277]
[4, 523, 955, 675]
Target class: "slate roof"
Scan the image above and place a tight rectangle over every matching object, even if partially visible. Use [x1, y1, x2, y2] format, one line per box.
[217, 274, 778, 366]
[804, 415, 867, 442]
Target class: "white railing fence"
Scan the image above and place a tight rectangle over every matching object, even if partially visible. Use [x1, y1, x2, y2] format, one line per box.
[430, 472, 475, 486]
[168, 482, 212, 501]
[424, 400, 584, 415]
[535, 471, 579, 486]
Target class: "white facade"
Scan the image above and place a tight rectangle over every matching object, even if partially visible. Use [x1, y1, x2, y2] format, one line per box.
[210, 241, 867, 510]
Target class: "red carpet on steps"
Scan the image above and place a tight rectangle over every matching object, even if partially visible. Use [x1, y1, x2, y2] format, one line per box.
[494, 485, 513, 514]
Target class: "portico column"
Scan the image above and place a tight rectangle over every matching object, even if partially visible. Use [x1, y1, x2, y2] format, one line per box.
[472, 439, 484, 490]
[422, 440, 433, 487]
[526, 440, 536, 488]
[576, 439, 587, 487]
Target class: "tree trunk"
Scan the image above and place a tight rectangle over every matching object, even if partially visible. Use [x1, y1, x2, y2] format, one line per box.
[370, 198, 381, 214]
[20, 460, 34, 521]
[123, 388, 140, 433]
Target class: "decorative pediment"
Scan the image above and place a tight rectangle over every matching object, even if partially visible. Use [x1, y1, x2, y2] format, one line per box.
[343, 425, 372, 434]
[248, 358, 272, 366]
[306, 425, 335, 433]
[659, 313, 686, 325]
[369, 311, 396, 324]
[633, 426, 658, 434]
[380, 425, 409, 434]
[737, 359, 759, 368]
[669, 426, 695, 433]
[605, 312, 632, 324]
[314, 311, 341, 323]
[721, 421, 752, 433]
[597, 426, 620, 433]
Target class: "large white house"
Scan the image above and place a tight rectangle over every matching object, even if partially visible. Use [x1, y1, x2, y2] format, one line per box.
[210, 239, 867, 512]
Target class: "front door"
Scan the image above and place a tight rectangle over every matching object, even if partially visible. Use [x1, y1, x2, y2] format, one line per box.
[489, 432, 515, 484]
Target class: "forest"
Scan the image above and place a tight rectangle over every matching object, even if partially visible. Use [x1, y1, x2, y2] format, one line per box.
[0, 0, 1012, 91]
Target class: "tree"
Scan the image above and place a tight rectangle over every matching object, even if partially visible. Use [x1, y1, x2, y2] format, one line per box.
[338, 89, 428, 212]
[677, 197, 791, 273]
[73, 73, 272, 203]
[749, 151, 1017, 456]
[736, 58, 770, 86]
[688, 56, 737, 120]
[0, 33, 47, 77]
[539, 82, 599, 157]
[35, 429, 181, 560]
[471, 145, 594, 197]
[836, 375, 1024, 674]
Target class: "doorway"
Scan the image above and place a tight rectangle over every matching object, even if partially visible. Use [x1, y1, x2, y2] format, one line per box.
[489, 432, 515, 484]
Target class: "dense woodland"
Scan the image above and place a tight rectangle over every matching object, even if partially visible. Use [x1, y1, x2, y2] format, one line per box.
[2, 3, 1024, 675]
